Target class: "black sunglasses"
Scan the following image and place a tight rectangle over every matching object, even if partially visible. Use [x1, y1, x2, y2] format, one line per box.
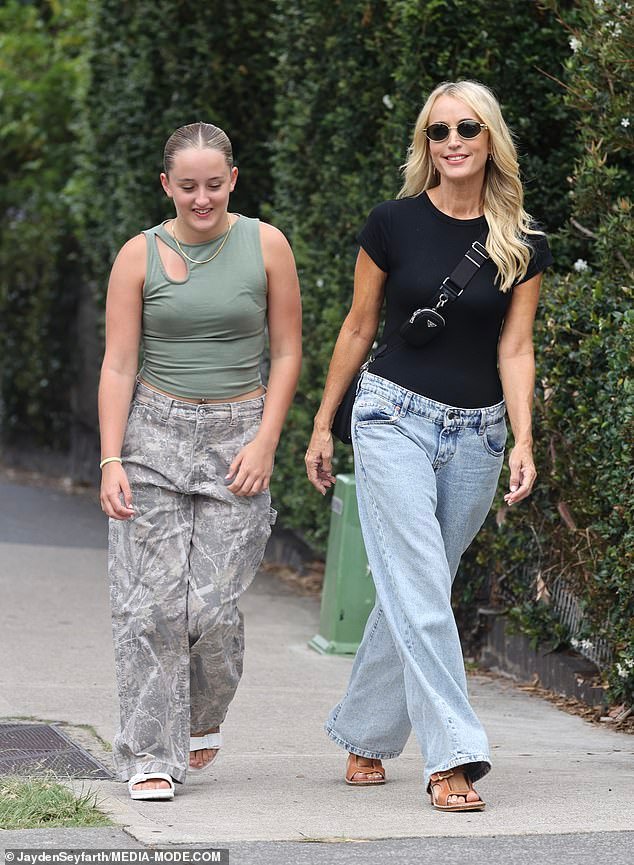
[424, 120, 488, 142]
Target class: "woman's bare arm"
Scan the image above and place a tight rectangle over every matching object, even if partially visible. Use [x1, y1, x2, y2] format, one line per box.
[305, 248, 387, 494]
[497, 272, 542, 506]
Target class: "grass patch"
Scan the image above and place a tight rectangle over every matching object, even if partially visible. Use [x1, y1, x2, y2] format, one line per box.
[0, 776, 111, 830]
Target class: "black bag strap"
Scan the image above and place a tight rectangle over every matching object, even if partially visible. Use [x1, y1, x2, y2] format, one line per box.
[436, 235, 489, 304]
[369, 229, 489, 365]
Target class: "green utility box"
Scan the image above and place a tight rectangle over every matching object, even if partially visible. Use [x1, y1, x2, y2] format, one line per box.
[309, 474, 376, 655]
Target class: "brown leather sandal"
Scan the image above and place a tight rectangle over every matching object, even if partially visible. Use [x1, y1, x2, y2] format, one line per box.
[427, 769, 485, 811]
[345, 753, 386, 786]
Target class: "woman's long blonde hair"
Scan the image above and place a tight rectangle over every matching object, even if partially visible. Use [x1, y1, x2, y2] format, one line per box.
[399, 80, 540, 292]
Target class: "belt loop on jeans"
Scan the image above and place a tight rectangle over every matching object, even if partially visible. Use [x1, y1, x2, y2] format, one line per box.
[398, 389, 412, 417]
[229, 402, 237, 424]
[161, 399, 172, 422]
[478, 410, 487, 435]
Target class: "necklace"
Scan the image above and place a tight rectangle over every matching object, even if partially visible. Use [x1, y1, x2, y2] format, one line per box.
[170, 216, 232, 264]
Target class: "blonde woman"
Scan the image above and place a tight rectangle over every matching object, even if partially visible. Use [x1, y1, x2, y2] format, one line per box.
[99, 122, 301, 799]
[305, 81, 552, 811]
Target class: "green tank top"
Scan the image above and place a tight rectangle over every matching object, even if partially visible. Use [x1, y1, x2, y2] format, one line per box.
[139, 216, 267, 400]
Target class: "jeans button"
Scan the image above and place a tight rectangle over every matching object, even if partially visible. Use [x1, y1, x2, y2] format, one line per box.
[447, 410, 456, 420]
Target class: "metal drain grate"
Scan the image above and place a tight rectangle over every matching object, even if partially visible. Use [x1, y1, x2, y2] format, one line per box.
[0, 724, 113, 779]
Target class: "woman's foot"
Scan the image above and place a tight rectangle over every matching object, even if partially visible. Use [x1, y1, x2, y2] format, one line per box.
[345, 753, 386, 785]
[190, 726, 221, 770]
[427, 767, 485, 811]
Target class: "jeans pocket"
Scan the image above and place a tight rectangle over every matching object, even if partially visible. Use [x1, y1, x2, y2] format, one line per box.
[354, 393, 399, 427]
[482, 418, 507, 457]
[130, 397, 165, 423]
[123, 400, 169, 457]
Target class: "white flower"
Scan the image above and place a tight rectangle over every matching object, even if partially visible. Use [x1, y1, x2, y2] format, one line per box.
[316, 277, 324, 288]
[574, 259, 589, 272]
[569, 36, 582, 52]
[594, 0, 604, 8]
[616, 663, 628, 678]
[570, 638, 580, 648]
[382, 94, 394, 110]
[604, 20, 623, 36]
[621, 117, 631, 128]
[625, 657, 634, 668]
[581, 639, 594, 651]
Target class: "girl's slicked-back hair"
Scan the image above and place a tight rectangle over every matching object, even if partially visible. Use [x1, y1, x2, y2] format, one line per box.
[163, 122, 233, 174]
[399, 80, 542, 291]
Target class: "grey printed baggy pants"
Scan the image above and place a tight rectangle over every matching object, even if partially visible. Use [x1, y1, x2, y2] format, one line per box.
[108, 382, 276, 783]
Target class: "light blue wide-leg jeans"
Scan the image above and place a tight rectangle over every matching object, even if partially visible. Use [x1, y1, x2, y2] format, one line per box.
[326, 372, 507, 788]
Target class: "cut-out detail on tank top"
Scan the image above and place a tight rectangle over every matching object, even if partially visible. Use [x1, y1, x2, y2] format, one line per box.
[155, 234, 189, 282]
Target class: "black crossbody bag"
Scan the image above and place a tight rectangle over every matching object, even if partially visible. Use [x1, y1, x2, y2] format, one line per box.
[331, 233, 489, 445]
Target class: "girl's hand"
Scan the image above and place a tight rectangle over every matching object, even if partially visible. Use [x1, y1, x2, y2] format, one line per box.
[226, 437, 276, 496]
[504, 443, 537, 506]
[100, 463, 135, 519]
[305, 427, 337, 495]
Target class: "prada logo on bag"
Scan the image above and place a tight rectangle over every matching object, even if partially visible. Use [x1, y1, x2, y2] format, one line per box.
[427, 320, 437, 327]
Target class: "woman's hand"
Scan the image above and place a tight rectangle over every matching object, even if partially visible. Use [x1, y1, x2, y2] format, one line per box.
[305, 426, 337, 495]
[226, 436, 276, 496]
[503, 442, 537, 506]
[303, 248, 385, 496]
[100, 463, 135, 519]
[498, 272, 542, 509]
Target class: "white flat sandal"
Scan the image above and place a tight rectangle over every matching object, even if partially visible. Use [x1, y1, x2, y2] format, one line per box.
[189, 731, 222, 772]
[128, 772, 175, 801]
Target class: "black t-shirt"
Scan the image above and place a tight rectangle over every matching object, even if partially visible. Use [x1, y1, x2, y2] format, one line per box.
[358, 192, 553, 408]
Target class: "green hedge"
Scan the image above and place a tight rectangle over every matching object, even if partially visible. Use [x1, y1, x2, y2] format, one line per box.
[1, 0, 630, 700]
[268, 0, 632, 701]
[458, 0, 633, 701]
[269, 0, 577, 548]
[0, 0, 86, 445]
[63, 0, 276, 467]
[73, 0, 276, 303]
[0, 0, 276, 460]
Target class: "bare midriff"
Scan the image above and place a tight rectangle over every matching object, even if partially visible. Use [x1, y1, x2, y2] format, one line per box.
[138, 378, 265, 404]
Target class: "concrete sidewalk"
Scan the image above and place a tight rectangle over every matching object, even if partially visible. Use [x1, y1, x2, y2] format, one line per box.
[1, 479, 633, 847]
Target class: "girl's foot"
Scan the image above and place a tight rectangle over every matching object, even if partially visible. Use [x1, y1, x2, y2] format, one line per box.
[131, 777, 171, 791]
[128, 772, 175, 800]
[190, 726, 221, 770]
